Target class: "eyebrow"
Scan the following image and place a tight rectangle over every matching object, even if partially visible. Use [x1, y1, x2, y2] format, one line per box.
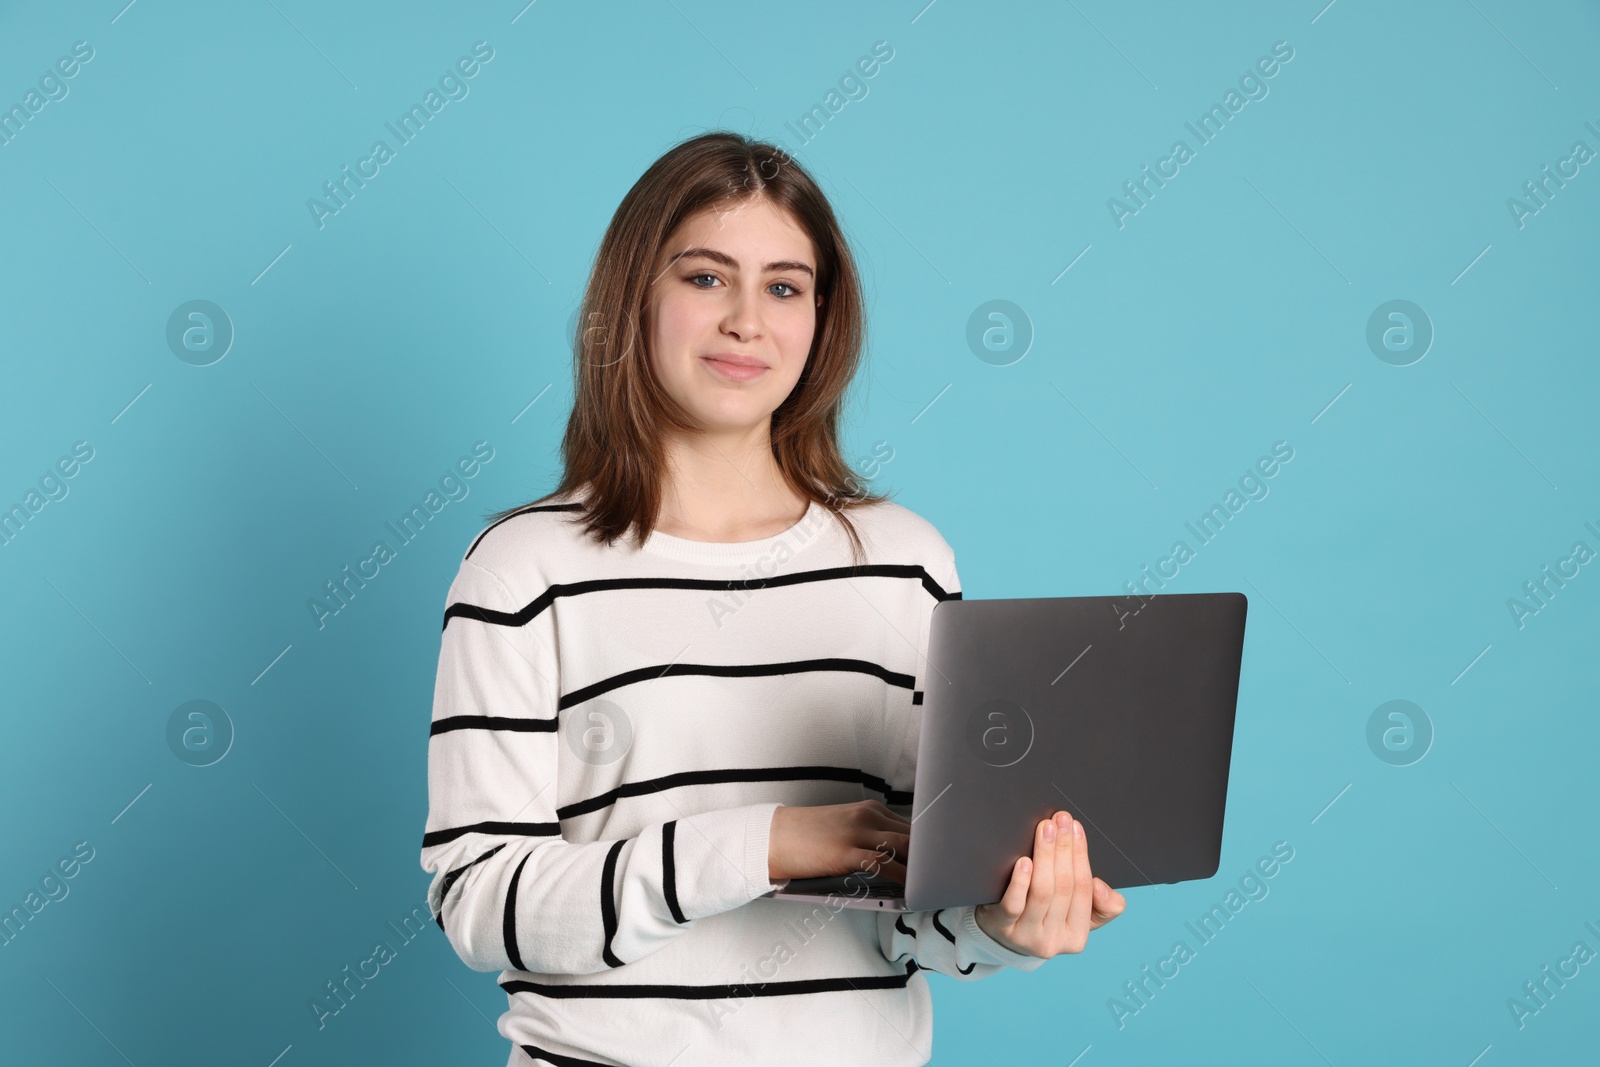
[671, 246, 814, 279]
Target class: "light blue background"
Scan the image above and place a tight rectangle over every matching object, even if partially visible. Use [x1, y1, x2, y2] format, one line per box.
[2, 1, 1597, 1063]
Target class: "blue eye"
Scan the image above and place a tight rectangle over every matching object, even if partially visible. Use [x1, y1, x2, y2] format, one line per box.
[685, 272, 803, 298]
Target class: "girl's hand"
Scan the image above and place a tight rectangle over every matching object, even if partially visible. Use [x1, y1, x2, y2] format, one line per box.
[769, 800, 910, 884]
[974, 810, 1128, 958]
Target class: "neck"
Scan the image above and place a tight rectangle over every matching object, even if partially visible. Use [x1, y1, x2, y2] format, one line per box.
[655, 420, 807, 540]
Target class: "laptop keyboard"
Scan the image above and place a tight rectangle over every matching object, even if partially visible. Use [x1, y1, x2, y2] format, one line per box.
[775, 875, 906, 898]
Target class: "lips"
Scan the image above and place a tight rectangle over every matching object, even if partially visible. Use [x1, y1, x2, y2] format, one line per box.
[701, 353, 769, 381]
[702, 352, 767, 368]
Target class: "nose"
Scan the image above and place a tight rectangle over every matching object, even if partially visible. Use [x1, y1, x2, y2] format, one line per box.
[720, 283, 762, 342]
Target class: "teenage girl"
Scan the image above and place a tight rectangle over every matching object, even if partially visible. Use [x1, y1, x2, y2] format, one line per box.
[422, 131, 1127, 1066]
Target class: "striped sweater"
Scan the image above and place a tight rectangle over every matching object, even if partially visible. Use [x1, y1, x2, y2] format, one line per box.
[420, 489, 1046, 1067]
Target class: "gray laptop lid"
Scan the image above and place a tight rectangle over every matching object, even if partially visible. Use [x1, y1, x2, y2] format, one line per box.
[903, 591, 1247, 912]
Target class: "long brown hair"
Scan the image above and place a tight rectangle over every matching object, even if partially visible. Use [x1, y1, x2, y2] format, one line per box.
[484, 130, 889, 564]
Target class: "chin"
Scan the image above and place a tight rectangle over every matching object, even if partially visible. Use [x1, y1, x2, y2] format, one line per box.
[687, 400, 776, 433]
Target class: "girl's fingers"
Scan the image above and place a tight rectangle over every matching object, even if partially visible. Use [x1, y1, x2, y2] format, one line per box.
[870, 802, 911, 831]
[856, 804, 908, 851]
[865, 831, 910, 861]
[875, 859, 908, 885]
[1063, 815, 1095, 950]
[851, 829, 910, 882]
[1090, 877, 1128, 928]
[1021, 815, 1057, 938]
[860, 802, 910, 837]
[995, 855, 1032, 921]
[1041, 812, 1076, 933]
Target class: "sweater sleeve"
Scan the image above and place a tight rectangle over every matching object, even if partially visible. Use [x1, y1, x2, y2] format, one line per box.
[878, 905, 1047, 977]
[874, 540, 1047, 977]
[421, 554, 786, 975]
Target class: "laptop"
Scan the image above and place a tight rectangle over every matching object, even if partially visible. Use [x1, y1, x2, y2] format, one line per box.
[764, 591, 1248, 912]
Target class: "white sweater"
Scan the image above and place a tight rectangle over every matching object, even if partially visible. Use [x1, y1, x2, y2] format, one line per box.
[420, 490, 1045, 1067]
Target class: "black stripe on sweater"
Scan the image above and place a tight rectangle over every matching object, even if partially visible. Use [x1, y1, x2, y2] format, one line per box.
[428, 668, 919, 733]
[466, 502, 585, 560]
[895, 914, 917, 939]
[557, 765, 912, 820]
[500, 960, 921, 999]
[443, 564, 957, 631]
[559, 657, 915, 710]
[434, 843, 506, 929]
[431, 714, 557, 736]
[505, 851, 533, 971]
[516, 1041, 616, 1067]
[422, 772, 912, 849]
[662, 821, 687, 924]
[422, 820, 560, 849]
[930, 909, 977, 974]
[600, 839, 626, 968]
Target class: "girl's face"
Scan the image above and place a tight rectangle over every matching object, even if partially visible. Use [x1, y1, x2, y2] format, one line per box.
[645, 195, 821, 436]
